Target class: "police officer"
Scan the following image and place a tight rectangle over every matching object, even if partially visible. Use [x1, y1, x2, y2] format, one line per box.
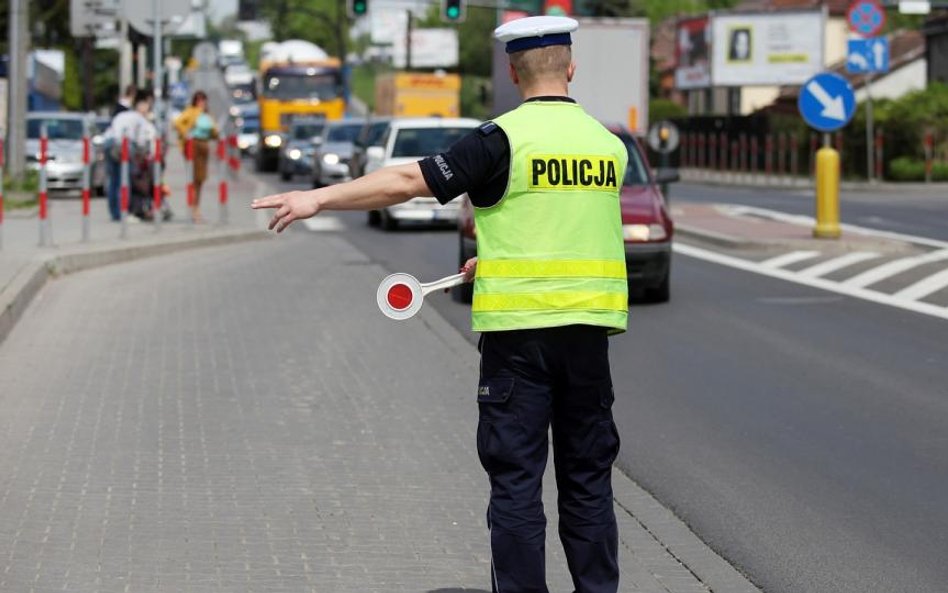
[252, 16, 628, 593]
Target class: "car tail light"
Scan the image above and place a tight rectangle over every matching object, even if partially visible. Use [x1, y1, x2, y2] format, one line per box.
[623, 224, 666, 242]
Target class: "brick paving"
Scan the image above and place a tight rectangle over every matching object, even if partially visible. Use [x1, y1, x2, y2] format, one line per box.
[0, 218, 759, 593]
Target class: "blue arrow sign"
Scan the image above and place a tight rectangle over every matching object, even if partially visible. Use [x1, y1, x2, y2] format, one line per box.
[847, 38, 890, 73]
[798, 72, 857, 132]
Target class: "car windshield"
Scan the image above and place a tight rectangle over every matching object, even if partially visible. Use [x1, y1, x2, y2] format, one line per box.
[616, 134, 651, 186]
[366, 121, 389, 146]
[263, 73, 341, 101]
[27, 118, 84, 140]
[391, 127, 472, 158]
[326, 124, 362, 143]
[231, 84, 256, 103]
[293, 123, 324, 140]
[240, 118, 259, 133]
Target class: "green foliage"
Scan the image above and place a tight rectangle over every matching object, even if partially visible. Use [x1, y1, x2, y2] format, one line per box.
[461, 75, 491, 120]
[650, 98, 687, 123]
[416, 3, 495, 78]
[888, 157, 948, 182]
[61, 44, 82, 111]
[4, 169, 40, 193]
[259, 0, 350, 58]
[351, 63, 386, 111]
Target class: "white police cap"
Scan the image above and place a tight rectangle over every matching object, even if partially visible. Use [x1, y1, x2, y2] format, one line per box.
[494, 16, 579, 54]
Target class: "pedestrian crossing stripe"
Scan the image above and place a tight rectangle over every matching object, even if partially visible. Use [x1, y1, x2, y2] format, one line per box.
[674, 243, 948, 322]
[302, 217, 344, 232]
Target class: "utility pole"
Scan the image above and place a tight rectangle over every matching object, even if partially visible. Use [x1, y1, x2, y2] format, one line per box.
[6, 0, 29, 179]
[406, 9, 413, 70]
[120, 11, 133, 92]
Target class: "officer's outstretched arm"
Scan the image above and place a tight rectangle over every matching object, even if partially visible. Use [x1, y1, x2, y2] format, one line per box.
[251, 163, 432, 233]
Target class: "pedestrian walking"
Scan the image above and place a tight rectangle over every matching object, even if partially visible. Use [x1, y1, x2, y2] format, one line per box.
[252, 16, 628, 593]
[173, 91, 218, 223]
[112, 84, 137, 116]
[104, 89, 158, 221]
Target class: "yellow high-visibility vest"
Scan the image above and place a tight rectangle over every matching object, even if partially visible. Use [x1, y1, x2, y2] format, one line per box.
[472, 101, 629, 332]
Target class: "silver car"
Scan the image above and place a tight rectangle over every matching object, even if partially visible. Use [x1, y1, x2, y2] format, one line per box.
[279, 117, 326, 181]
[27, 112, 105, 194]
[311, 119, 365, 188]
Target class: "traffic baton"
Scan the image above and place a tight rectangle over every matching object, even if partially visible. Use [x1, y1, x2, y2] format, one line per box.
[81, 133, 91, 242]
[185, 138, 195, 217]
[217, 138, 228, 224]
[153, 136, 163, 231]
[39, 123, 51, 247]
[0, 139, 5, 250]
[377, 272, 467, 320]
[120, 132, 130, 239]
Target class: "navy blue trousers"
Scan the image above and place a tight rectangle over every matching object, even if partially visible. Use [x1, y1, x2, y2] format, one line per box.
[476, 325, 620, 593]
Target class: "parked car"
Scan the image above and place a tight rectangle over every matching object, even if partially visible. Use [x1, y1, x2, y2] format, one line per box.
[26, 112, 106, 194]
[278, 117, 326, 181]
[349, 117, 392, 180]
[453, 127, 677, 304]
[366, 117, 481, 230]
[310, 118, 365, 188]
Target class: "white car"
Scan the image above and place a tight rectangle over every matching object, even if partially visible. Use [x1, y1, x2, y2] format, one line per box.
[365, 117, 481, 230]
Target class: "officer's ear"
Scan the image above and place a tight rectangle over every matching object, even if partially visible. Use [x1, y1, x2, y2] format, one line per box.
[508, 62, 520, 86]
[567, 61, 576, 83]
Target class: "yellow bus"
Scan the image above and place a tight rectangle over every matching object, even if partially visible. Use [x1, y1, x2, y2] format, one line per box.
[256, 42, 347, 172]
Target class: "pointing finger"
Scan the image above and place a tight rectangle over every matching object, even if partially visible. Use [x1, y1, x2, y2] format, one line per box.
[252, 195, 285, 210]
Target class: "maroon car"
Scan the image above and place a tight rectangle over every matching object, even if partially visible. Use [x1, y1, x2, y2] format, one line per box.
[454, 128, 676, 304]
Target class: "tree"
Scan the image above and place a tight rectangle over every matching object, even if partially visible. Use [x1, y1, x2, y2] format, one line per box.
[259, 0, 351, 59]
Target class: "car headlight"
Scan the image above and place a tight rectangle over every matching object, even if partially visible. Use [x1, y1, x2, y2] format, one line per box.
[238, 138, 250, 149]
[264, 134, 283, 148]
[288, 148, 302, 160]
[623, 224, 667, 242]
[229, 106, 240, 117]
[323, 153, 340, 165]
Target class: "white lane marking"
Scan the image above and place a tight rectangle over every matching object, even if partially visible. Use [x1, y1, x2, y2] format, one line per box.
[759, 251, 821, 269]
[841, 249, 948, 288]
[303, 217, 345, 232]
[796, 252, 880, 278]
[674, 243, 948, 321]
[893, 268, 948, 301]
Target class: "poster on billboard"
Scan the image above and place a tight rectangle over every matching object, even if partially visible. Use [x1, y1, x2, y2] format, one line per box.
[711, 10, 824, 86]
[675, 17, 711, 90]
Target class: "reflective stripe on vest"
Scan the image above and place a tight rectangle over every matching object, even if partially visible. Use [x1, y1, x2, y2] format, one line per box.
[476, 259, 627, 280]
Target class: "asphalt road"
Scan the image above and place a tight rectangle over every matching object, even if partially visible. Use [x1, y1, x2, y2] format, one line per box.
[672, 182, 948, 243]
[256, 170, 948, 593]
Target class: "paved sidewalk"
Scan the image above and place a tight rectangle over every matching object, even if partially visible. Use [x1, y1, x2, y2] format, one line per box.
[673, 201, 930, 254]
[0, 192, 762, 592]
[0, 150, 271, 344]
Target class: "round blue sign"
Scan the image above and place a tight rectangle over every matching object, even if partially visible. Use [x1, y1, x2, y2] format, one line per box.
[798, 72, 857, 133]
[847, 0, 885, 37]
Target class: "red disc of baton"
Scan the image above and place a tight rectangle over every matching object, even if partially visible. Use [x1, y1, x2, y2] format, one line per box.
[386, 283, 414, 311]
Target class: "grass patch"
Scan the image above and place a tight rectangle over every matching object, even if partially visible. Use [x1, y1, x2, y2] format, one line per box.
[3, 195, 38, 210]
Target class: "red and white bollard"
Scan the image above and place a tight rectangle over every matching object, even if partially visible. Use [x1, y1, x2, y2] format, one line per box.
[81, 133, 91, 242]
[874, 130, 884, 181]
[217, 138, 228, 225]
[228, 133, 240, 179]
[790, 133, 799, 182]
[0, 139, 5, 250]
[38, 123, 51, 247]
[778, 132, 787, 177]
[120, 132, 130, 238]
[185, 137, 195, 222]
[750, 135, 759, 181]
[924, 131, 934, 183]
[765, 134, 774, 177]
[153, 136, 163, 230]
[709, 134, 717, 170]
[720, 133, 728, 172]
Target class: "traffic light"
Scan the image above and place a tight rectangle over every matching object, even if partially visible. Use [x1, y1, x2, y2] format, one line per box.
[347, 0, 368, 18]
[441, 0, 466, 23]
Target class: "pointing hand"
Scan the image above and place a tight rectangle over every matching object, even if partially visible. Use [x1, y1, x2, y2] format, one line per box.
[251, 191, 320, 233]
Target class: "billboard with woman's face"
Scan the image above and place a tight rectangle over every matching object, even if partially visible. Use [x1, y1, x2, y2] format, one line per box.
[675, 17, 711, 90]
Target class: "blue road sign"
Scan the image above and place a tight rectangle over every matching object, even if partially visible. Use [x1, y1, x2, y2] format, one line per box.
[848, 0, 886, 37]
[798, 72, 857, 132]
[847, 38, 890, 73]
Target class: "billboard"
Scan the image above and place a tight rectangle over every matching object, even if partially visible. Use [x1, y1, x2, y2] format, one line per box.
[711, 10, 824, 86]
[393, 29, 459, 69]
[675, 17, 711, 90]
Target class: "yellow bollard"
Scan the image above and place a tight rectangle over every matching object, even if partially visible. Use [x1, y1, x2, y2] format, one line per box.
[813, 146, 841, 239]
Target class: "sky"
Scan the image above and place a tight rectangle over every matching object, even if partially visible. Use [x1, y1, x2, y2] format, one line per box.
[206, 0, 238, 24]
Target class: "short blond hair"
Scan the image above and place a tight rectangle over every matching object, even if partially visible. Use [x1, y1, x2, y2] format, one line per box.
[509, 45, 572, 87]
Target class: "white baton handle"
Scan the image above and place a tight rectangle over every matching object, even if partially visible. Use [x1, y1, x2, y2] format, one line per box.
[420, 272, 467, 295]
